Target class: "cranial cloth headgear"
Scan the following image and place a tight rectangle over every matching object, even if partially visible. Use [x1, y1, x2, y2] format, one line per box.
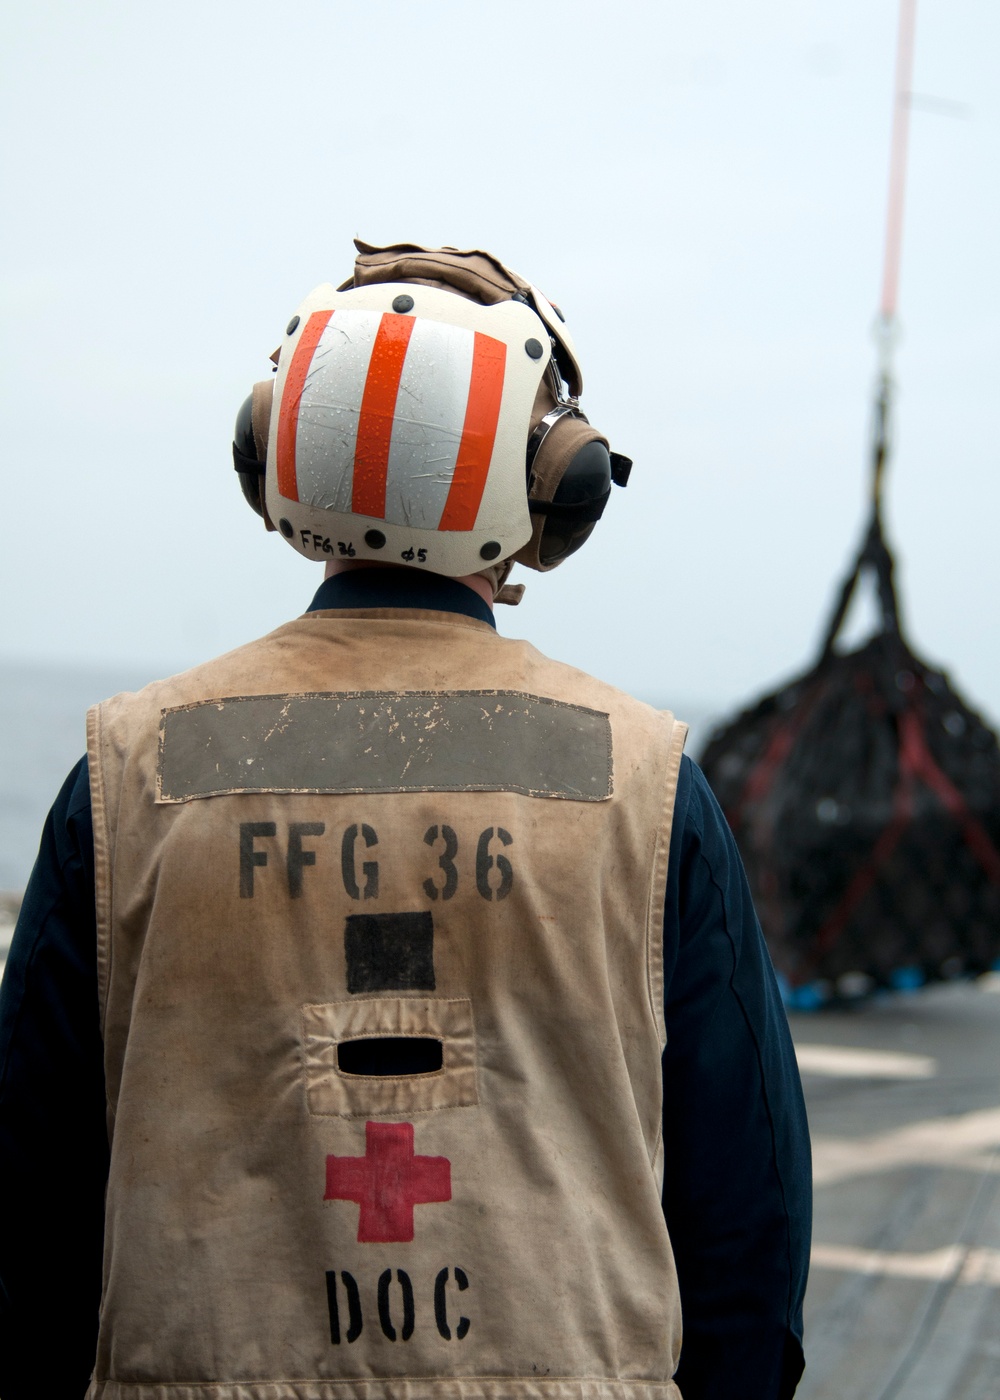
[233, 241, 631, 581]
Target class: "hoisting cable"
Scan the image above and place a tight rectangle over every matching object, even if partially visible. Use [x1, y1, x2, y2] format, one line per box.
[872, 0, 917, 503]
[825, 0, 918, 660]
[879, 0, 917, 334]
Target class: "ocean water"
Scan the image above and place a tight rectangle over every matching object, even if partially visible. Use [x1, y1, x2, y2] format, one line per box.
[0, 658, 168, 894]
[0, 657, 717, 898]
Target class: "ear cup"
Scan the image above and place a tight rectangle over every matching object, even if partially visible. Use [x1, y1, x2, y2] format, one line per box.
[532, 438, 613, 566]
[233, 393, 265, 516]
[232, 380, 276, 529]
[513, 406, 616, 571]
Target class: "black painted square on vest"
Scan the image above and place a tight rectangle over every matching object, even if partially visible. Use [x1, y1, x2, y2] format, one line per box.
[344, 912, 435, 993]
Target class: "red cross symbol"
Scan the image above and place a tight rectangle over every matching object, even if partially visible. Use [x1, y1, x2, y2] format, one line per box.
[324, 1121, 451, 1243]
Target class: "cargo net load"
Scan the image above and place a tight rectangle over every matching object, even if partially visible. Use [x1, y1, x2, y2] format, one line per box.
[700, 385, 1000, 1008]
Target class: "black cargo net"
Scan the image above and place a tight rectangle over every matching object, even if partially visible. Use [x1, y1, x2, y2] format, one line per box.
[700, 380, 1000, 1003]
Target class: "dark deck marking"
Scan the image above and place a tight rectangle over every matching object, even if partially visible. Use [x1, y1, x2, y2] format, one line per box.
[157, 690, 612, 802]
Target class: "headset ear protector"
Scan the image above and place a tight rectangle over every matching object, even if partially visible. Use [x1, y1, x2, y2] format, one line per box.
[232, 298, 632, 573]
[510, 358, 633, 569]
[232, 379, 277, 531]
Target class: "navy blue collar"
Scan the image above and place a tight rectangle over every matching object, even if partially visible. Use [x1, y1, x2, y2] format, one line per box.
[306, 570, 496, 629]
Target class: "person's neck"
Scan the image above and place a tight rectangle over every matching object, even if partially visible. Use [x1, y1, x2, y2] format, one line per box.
[324, 559, 493, 611]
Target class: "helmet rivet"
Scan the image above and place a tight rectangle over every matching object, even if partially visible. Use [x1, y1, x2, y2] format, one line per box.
[365, 529, 386, 549]
[279, 518, 294, 539]
[524, 338, 544, 360]
[392, 294, 415, 314]
[480, 541, 502, 561]
[286, 315, 300, 335]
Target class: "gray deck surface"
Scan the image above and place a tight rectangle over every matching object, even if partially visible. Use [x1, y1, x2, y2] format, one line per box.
[791, 979, 1000, 1400]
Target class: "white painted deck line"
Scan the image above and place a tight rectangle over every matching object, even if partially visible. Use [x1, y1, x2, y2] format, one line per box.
[812, 1106, 1000, 1185]
[796, 1043, 937, 1078]
[812, 1241, 1000, 1287]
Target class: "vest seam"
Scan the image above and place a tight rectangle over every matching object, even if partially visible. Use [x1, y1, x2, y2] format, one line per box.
[306, 1099, 482, 1119]
[303, 996, 475, 1009]
[645, 720, 686, 1175]
[93, 1375, 683, 1387]
[86, 702, 113, 1035]
[645, 721, 686, 1052]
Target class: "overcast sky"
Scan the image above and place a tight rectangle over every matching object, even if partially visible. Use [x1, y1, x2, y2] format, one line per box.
[2, 0, 998, 729]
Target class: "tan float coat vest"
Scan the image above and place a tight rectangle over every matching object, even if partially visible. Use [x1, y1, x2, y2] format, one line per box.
[86, 607, 687, 1400]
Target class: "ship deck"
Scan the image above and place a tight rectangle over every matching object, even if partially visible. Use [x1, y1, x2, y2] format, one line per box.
[791, 978, 1000, 1399]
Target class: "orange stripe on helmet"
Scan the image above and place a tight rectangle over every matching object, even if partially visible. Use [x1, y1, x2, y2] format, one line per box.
[276, 309, 335, 501]
[438, 332, 507, 531]
[352, 313, 416, 519]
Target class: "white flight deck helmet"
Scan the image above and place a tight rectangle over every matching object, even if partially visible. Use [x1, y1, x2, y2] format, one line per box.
[233, 241, 632, 592]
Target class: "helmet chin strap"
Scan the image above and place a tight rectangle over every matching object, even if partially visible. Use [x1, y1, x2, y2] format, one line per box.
[478, 560, 525, 606]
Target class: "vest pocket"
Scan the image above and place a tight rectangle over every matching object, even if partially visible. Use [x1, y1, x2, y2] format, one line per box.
[301, 996, 478, 1116]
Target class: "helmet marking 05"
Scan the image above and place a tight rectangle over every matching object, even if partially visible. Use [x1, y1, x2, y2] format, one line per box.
[265, 282, 548, 577]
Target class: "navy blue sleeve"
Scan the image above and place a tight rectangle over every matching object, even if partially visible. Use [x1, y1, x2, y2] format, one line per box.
[662, 756, 811, 1400]
[0, 756, 106, 1400]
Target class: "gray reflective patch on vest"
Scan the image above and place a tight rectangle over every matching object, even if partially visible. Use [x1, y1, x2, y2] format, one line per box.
[157, 691, 613, 802]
